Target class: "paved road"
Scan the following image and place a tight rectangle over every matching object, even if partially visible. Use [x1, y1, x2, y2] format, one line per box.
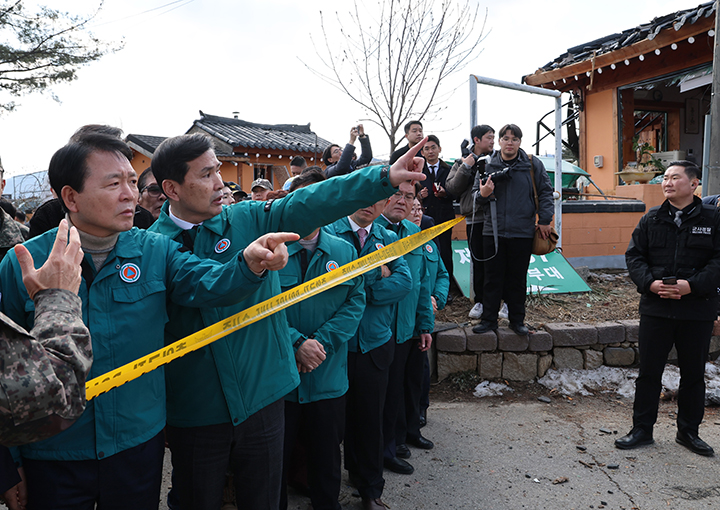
[5, 395, 720, 509]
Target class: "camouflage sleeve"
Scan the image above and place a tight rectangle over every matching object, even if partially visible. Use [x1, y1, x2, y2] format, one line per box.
[0, 289, 91, 447]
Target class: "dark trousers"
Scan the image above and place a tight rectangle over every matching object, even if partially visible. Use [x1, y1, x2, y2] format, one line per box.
[383, 338, 424, 456]
[23, 431, 164, 510]
[481, 236, 533, 325]
[0, 445, 20, 495]
[467, 222, 484, 303]
[420, 351, 430, 412]
[344, 340, 393, 500]
[281, 396, 346, 510]
[633, 315, 713, 436]
[166, 398, 284, 510]
[436, 228, 454, 279]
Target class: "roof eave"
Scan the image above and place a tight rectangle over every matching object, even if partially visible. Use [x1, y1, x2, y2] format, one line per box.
[524, 12, 715, 89]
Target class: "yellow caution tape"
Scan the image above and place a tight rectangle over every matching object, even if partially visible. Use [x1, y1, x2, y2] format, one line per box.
[86, 217, 464, 400]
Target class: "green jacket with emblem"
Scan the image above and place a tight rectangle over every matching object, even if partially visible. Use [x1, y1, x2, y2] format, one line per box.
[148, 164, 401, 427]
[280, 227, 365, 403]
[374, 217, 434, 342]
[326, 217, 412, 353]
[0, 228, 266, 461]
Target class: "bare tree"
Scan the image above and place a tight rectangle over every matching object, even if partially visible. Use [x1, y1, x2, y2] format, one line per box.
[306, 0, 486, 153]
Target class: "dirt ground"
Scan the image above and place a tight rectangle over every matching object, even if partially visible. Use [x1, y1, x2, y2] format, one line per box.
[437, 268, 641, 330]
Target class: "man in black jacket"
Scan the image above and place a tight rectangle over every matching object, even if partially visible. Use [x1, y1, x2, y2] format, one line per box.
[472, 124, 553, 336]
[617, 161, 720, 457]
[418, 135, 454, 276]
[389, 121, 424, 164]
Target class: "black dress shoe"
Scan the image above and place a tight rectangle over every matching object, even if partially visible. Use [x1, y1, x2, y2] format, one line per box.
[508, 322, 529, 336]
[676, 431, 715, 456]
[407, 434, 434, 450]
[472, 322, 498, 334]
[384, 456, 414, 474]
[419, 408, 427, 428]
[614, 428, 654, 449]
[396, 443, 411, 459]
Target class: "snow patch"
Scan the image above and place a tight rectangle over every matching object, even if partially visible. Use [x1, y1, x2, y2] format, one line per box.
[473, 381, 514, 398]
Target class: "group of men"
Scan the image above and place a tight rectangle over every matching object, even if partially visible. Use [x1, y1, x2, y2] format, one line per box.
[2, 116, 720, 510]
[0, 125, 449, 510]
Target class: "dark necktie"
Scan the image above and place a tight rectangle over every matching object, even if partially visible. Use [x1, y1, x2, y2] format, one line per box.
[180, 225, 199, 252]
[430, 165, 437, 179]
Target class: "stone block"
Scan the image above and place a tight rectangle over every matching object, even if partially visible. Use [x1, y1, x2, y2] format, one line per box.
[497, 328, 529, 351]
[502, 353, 538, 381]
[604, 347, 635, 367]
[479, 353, 502, 379]
[617, 319, 640, 343]
[714, 320, 720, 337]
[529, 331, 553, 352]
[709, 336, 720, 361]
[436, 329, 466, 352]
[584, 349, 604, 370]
[596, 322, 625, 344]
[544, 322, 597, 347]
[538, 355, 553, 378]
[466, 327, 497, 352]
[553, 347, 584, 370]
[437, 352, 477, 381]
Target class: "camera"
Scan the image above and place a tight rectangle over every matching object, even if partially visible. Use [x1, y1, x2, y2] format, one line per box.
[481, 167, 512, 185]
[461, 138, 473, 157]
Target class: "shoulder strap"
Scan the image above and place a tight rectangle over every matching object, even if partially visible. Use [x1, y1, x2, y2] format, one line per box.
[529, 154, 539, 212]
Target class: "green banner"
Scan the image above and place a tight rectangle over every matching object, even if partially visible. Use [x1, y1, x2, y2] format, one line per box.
[452, 241, 590, 297]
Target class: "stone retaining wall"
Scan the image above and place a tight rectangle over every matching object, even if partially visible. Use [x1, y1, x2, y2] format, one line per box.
[434, 320, 720, 382]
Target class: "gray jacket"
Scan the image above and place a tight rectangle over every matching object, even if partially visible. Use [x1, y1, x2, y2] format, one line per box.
[445, 158, 485, 224]
[474, 149, 553, 238]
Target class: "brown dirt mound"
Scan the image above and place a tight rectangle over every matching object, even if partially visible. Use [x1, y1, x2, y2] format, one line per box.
[437, 269, 640, 330]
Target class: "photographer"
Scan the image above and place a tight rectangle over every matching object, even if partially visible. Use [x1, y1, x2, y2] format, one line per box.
[471, 124, 552, 336]
[323, 125, 373, 178]
[445, 125, 495, 319]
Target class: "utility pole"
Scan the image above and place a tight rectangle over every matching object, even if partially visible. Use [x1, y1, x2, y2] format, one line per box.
[707, 0, 720, 194]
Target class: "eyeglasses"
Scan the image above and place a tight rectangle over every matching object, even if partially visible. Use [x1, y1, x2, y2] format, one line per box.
[392, 192, 415, 203]
[500, 137, 521, 144]
[141, 184, 164, 198]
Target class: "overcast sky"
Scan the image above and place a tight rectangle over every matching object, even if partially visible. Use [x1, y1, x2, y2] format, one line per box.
[0, 0, 705, 178]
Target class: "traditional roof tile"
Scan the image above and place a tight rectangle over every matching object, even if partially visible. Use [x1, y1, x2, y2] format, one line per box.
[191, 112, 331, 153]
[538, 1, 716, 73]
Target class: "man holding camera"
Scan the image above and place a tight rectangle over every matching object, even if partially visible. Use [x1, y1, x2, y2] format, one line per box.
[618, 161, 720, 457]
[472, 124, 552, 336]
[445, 125, 495, 319]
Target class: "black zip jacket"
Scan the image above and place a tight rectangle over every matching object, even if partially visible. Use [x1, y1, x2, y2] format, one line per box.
[626, 196, 720, 320]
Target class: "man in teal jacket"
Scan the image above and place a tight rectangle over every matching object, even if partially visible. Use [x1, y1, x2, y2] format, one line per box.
[327, 199, 412, 510]
[149, 133, 428, 510]
[0, 133, 297, 510]
[376, 182, 435, 476]
[409, 193, 450, 429]
[278, 167, 366, 510]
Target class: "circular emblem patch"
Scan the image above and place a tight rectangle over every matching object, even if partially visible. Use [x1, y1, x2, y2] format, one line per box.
[119, 263, 141, 283]
[215, 238, 231, 253]
[375, 243, 385, 250]
[326, 261, 339, 272]
[425, 244, 434, 253]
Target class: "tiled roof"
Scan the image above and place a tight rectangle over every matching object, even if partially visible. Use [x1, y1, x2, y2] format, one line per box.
[537, 1, 715, 73]
[125, 134, 167, 154]
[191, 112, 332, 153]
